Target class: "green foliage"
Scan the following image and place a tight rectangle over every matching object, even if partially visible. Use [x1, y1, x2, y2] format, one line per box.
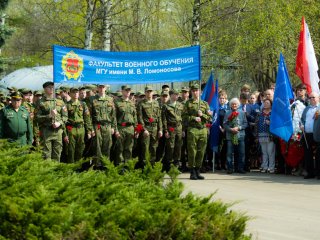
[0, 140, 251, 239]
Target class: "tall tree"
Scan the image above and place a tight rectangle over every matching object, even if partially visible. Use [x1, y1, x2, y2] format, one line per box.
[100, 0, 112, 51]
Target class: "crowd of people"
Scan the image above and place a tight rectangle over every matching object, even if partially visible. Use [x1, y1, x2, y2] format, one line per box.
[0, 81, 319, 180]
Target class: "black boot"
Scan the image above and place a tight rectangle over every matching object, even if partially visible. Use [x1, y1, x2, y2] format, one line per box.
[190, 168, 198, 180]
[195, 168, 205, 180]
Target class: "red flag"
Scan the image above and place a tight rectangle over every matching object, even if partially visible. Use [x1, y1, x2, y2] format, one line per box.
[295, 17, 320, 94]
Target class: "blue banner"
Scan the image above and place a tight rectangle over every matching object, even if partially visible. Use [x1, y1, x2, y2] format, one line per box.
[53, 45, 201, 84]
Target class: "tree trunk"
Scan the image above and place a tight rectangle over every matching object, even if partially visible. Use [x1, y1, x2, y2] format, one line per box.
[84, 0, 95, 49]
[192, 0, 200, 46]
[101, 0, 112, 51]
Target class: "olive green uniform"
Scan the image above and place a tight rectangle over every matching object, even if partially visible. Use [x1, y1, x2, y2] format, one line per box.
[35, 96, 68, 161]
[114, 98, 137, 165]
[22, 101, 39, 146]
[65, 100, 93, 163]
[90, 95, 116, 161]
[183, 99, 211, 168]
[162, 101, 184, 168]
[137, 99, 162, 165]
[0, 105, 33, 145]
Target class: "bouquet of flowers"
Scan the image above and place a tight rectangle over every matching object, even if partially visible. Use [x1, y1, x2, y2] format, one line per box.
[228, 111, 239, 145]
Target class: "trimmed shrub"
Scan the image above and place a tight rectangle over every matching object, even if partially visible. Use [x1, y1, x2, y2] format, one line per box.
[0, 141, 251, 239]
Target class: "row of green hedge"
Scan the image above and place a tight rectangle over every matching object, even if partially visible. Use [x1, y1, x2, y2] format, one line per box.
[0, 141, 251, 239]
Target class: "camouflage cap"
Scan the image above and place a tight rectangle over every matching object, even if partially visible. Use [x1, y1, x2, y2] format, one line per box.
[43, 81, 54, 88]
[190, 83, 200, 90]
[86, 84, 97, 90]
[70, 87, 79, 92]
[181, 86, 190, 92]
[161, 90, 169, 96]
[153, 90, 160, 96]
[121, 85, 131, 90]
[20, 88, 33, 95]
[59, 86, 70, 92]
[33, 90, 43, 96]
[10, 91, 22, 100]
[145, 86, 153, 92]
[169, 89, 179, 95]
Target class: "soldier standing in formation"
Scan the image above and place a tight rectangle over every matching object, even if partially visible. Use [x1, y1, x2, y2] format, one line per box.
[137, 86, 162, 166]
[162, 89, 184, 171]
[65, 87, 93, 163]
[35, 82, 68, 161]
[114, 85, 137, 165]
[0, 92, 33, 145]
[183, 83, 212, 180]
[90, 84, 116, 164]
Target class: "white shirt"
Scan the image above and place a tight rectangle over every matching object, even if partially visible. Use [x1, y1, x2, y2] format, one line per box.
[305, 106, 317, 133]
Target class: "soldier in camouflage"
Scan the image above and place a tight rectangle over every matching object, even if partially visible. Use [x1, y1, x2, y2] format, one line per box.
[162, 89, 184, 171]
[183, 83, 212, 180]
[114, 85, 137, 165]
[65, 87, 94, 163]
[137, 86, 162, 166]
[35, 82, 68, 161]
[90, 84, 117, 163]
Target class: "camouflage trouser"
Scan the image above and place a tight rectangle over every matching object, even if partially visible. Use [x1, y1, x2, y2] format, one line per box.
[40, 127, 63, 161]
[165, 125, 183, 165]
[94, 124, 112, 163]
[66, 126, 85, 163]
[115, 125, 134, 165]
[140, 126, 158, 165]
[187, 127, 208, 168]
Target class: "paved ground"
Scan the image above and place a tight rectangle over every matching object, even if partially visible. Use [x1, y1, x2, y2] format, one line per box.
[177, 171, 320, 240]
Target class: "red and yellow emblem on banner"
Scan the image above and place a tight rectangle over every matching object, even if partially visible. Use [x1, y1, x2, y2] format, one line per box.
[61, 51, 84, 81]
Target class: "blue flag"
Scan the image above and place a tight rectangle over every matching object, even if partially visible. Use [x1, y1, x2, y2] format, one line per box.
[201, 72, 220, 151]
[270, 53, 294, 142]
[201, 72, 215, 109]
[209, 79, 220, 152]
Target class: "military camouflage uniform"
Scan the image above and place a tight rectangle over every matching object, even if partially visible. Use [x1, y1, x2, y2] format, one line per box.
[183, 98, 211, 169]
[90, 94, 116, 162]
[35, 96, 68, 161]
[114, 97, 137, 165]
[22, 101, 39, 145]
[137, 98, 162, 165]
[65, 99, 93, 163]
[0, 104, 33, 145]
[162, 100, 184, 170]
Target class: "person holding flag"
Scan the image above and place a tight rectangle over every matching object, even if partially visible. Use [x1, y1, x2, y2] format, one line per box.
[201, 72, 220, 171]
